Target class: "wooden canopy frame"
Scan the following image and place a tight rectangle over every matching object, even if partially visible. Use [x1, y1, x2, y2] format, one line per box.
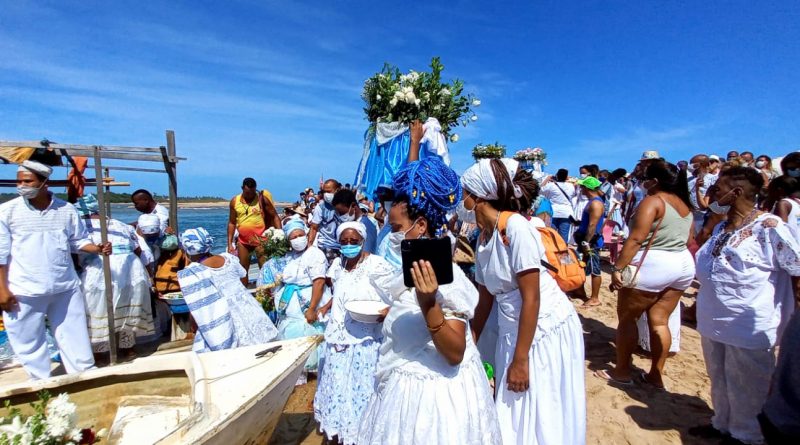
[0, 130, 185, 365]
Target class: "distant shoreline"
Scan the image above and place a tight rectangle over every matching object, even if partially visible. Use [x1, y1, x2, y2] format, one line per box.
[109, 201, 294, 209]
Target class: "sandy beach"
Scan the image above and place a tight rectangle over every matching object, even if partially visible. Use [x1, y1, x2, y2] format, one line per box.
[270, 262, 718, 445]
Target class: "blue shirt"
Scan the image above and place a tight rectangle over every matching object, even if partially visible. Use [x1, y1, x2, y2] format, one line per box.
[360, 216, 379, 254]
[578, 197, 605, 248]
[310, 203, 340, 250]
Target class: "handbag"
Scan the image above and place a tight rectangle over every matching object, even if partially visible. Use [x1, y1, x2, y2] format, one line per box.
[620, 199, 665, 288]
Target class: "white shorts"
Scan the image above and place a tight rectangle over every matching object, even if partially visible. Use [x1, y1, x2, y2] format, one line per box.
[632, 249, 695, 293]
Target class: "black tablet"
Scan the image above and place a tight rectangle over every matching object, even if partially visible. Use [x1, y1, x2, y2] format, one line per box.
[401, 237, 454, 288]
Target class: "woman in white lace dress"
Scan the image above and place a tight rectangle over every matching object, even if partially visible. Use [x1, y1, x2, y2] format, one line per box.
[177, 228, 279, 352]
[77, 195, 155, 354]
[313, 221, 394, 445]
[463, 158, 586, 445]
[357, 158, 501, 445]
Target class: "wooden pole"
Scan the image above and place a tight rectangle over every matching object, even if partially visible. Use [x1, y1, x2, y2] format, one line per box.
[93, 146, 118, 365]
[164, 130, 178, 232]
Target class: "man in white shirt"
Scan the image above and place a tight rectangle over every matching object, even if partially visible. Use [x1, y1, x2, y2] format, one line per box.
[539, 169, 575, 242]
[687, 154, 718, 235]
[0, 161, 111, 379]
[132, 189, 170, 234]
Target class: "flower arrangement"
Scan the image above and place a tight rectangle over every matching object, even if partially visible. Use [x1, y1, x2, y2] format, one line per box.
[361, 57, 479, 139]
[0, 391, 105, 445]
[513, 147, 547, 165]
[257, 227, 290, 261]
[472, 143, 506, 161]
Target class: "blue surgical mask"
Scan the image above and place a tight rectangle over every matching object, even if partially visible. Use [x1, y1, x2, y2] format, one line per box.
[341, 244, 362, 259]
[788, 168, 800, 178]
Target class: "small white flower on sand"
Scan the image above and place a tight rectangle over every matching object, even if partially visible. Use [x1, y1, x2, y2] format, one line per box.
[450, 134, 459, 143]
[472, 99, 481, 107]
[440, 87, 451, 96]
[470, 115, 478, 121]
[97, 428, 108, 438]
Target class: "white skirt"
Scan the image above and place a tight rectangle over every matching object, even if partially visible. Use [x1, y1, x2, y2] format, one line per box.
[314, 341, 380, 445]
[81, 253, 155, 352]
[357, 350, 501, 445]
[496, 310, 586, 445]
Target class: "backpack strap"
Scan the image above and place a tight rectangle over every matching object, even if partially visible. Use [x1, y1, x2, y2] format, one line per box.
[496, 211, 515, 246]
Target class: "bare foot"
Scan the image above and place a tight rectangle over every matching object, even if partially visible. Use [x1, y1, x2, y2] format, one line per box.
[581, 297, 601, 308]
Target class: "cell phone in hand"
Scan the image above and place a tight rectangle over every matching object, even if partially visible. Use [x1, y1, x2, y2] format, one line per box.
[401, 238, 454, 288]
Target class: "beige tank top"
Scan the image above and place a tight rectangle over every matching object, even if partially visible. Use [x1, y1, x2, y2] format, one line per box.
[642, 198, 693, 251]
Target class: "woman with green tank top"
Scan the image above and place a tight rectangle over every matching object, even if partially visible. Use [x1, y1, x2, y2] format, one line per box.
[596, 161, 695, 390]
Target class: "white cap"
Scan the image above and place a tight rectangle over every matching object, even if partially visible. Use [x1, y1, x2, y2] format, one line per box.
[18, 160, 53, 178]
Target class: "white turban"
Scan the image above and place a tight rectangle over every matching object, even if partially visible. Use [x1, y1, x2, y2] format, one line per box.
[138, 214, 161, 235]
[18, 160, 53, 178]
[460, 158, 522, 200]
[336, 221, 366, 240]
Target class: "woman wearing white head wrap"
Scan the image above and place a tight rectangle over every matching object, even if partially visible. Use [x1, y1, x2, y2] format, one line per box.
[79, 197, 155, 354]
[176, 227, 278, 353]
[461, 158, 586, 445]
[314, 219, 395, 445]
[268, 215, 331, 384]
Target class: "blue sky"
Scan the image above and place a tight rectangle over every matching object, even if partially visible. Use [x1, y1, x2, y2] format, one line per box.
[1, 1, 798, 201]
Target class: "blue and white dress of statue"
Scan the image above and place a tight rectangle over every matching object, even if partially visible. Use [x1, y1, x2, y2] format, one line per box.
[353, 117, 450, 201]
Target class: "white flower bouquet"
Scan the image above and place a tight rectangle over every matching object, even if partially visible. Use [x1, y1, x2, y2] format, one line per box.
[361, 57, 479, 138]
[472, 143, 506, 161]
[0, 391, 105, 445]
[257, 227, 290, 260]
[513, 147, 547, 164]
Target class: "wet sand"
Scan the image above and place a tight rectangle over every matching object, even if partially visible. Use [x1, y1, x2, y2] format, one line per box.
[270, 265, 718, 445]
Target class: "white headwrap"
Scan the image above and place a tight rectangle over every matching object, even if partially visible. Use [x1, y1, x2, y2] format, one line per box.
[138, 214, 161, 235]
[460, 158, 523, 200]
[336, 221, 366, 240]
[18, 160, 53, 178]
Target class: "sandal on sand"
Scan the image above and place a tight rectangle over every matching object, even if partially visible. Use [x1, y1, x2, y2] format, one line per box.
[594, 369, 635, 386]
[637, 371, 668, 391]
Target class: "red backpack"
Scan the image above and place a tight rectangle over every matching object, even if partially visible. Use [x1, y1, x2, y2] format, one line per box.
[498, 212, 586, 292]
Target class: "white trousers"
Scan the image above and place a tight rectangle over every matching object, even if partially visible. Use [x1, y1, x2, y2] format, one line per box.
[702, 336, 775, 444]
[3, 288, 95, 380]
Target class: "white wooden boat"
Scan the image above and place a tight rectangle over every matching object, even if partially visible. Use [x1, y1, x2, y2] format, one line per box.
[0, 336, 321, 444]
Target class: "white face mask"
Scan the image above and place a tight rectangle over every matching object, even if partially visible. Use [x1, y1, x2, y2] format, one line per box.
[17, 182, 44, 199]
[709, 189, 735, 215]
[290, 236, 308, 252]
[338, 206, 356, 223]
[456, 199, 477, 224]
[755, 161, 766, 169]
[579, 173, 588, 179]
[323, 193, 335, 205]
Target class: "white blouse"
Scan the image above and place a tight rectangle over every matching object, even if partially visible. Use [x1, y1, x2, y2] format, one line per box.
[282, 246, 328, 286]
[373, 264, 480, 380]
[324, 254, 395, 345]
[696, 213, 800, 349]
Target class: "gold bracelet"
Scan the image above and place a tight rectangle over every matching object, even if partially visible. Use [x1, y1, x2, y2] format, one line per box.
[427, 317, 446, 334]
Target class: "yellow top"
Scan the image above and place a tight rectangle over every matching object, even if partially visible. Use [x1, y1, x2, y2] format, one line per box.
[234, 190, 274, 247]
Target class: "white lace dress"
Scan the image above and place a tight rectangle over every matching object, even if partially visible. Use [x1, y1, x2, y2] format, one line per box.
[80, 218, 155, 352]
[356, 264, 501, 445]
[314, 254, 394, 445]
[178, 253, 279, 351]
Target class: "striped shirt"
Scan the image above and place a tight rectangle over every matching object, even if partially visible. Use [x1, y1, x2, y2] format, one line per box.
[0, 195, 92, 296]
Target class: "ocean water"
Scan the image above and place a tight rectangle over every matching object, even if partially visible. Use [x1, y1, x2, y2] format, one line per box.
[109, 204, 235, 253]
